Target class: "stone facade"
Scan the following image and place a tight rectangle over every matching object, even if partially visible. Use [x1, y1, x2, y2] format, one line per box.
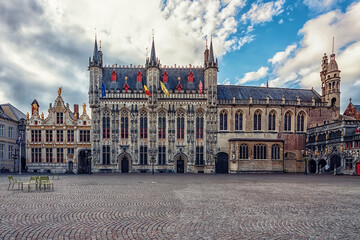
[88, 36, 340, 174]
[0, 104, 26, 173]
[25, 89, 91, 174]
[306, 118, 360, 175]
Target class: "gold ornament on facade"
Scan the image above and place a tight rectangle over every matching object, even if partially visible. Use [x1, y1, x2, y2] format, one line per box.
[41, 112, 44, 120]
[82, 103, 87, 114]
[32, 103, 38, 112]
[326, 133, 328, 140]
[26, 112, 29, 119]
[58, 87, 62, 96]
[325, 147, 328, 154]
[340, 145, 344, 152]
[74, 112, 77, 119]
[341, 131, 344, 136]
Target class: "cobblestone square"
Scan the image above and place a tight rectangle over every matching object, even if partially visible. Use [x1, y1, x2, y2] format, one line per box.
[1, 173, 359, 239]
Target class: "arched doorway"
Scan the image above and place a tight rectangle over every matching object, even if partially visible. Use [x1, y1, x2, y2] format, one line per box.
[118, 152, 132, 173]
[176, 158, 185, 173]
[330, 155, 341, 170]
[318, 159, 326, 172]
[174, 153, 187, 173]
[308, 160, 316, 173]
[68, 161, 74, 173]
[78, 149, 91, 174]
[121, 157, 129, 173]
[216, 152, 228, 174]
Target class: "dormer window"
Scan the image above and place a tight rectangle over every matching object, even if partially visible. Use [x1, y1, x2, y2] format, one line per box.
[137, 71, 142, 82]
[188, 71, 194, 82]
[163, 71, 168, 83]
[111, 71, 117, 82]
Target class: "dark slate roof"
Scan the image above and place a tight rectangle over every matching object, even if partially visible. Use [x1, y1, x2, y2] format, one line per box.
[217, 85, 322, 102]
[102, 67, 204, 91]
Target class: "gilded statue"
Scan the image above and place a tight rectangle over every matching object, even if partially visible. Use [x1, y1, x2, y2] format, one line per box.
[32, 103, 38, 112]
[58, 87, 62, 96]
[26, 112, 29, 119]
[74, 112, 77, 119]
[41, 112, 44, 120]
[82, 103, 86, 113]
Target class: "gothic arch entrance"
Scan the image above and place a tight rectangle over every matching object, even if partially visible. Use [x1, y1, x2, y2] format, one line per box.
[118, 152, 132, 173]
[174, 153, 187, 173]
[308, 160, 316, 173]
[216, 152, 228, 174]
[330, 154, 341, 170]
[78, 149, 91, 174]
[318, 159, 326, 172]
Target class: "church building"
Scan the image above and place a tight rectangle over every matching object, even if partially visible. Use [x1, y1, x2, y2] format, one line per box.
[88, 36, 340, 173]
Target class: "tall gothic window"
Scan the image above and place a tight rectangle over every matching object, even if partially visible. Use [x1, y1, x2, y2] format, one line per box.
[297, 112, 305, 132]
[31, 148, 41, 163]
[196, 110, 204, 139]
[103, 145, 110, 165]
[102, 110, 110, 139]
[239, 144, 248, 160]
[121, 110, 129, 139]
[140, 146, 148, 165]
[177, 110, 185, 140]
[46, 148, 53, 163]
[158, 146, 166, 165]
[271, 144, 280, 160]
[254, 144, 267, 159]
[158, 110, 166, 139]
[56, 112, 63, 124]
[140, 110, 148, 139]
[196, 146, 204, 165]
[235, 111, 243, 131]
[56, 148, 64, 163]
[268, 111, 276, 131]
[254, 110, 262, 131]
[220, 111, 228, 131]
[284, 112, 292, 131]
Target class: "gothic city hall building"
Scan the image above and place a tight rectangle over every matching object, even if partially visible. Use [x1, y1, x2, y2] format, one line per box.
[88, 36, 340, 174]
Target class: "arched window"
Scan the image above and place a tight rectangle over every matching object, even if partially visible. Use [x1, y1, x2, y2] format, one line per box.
[254, 144, 267, 159]
[271, 144, 280, 160]
[121, 110, 129, 139]
[140, 110, 148, 139]
[268, 111, 276, 131]
[297, 112, 305, 132]
[235, 111, 243, 131]
[102, 110, 110, 139]
[196, 110, 204, 139]
[284, 112, 292, 131]
[220, 111, 228, 131]
[158, 110, 166, 139]
[111, 71, 117, 82]
[239, 144, 248, 160]
[177, 110, 185, 140]
[254, 110, 262, 131]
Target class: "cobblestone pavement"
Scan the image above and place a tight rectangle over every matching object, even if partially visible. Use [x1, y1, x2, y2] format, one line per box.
[0, 173, 359, 240]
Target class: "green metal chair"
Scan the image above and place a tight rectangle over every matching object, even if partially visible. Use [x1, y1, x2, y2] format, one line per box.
[39, 176, 54, 191]
[23, 176, 39, 191]
[8, 176, 23, 190]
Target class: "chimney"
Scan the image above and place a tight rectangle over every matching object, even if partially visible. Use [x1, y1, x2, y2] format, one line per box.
[74, 104, 79, 116]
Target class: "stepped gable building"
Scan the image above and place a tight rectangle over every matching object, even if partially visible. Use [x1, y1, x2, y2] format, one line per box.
[88, 35, 340, 174]
[0, 104, 26, 172]
[26, 88, 91, 174]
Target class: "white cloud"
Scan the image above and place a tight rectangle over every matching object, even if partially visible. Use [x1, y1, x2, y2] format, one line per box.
[220, 78, 231, 85]
[303, 0, 343, 13]
[268, 44, 297, 64]
[269, 1, 360, 110]
[237, 66, 269, 84]
[0, 0, 250, 113]
[279, 18, 284, 24]
[241, 0, 285, 25]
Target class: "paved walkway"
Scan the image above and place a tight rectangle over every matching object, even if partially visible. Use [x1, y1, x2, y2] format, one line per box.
[0, 173, 359, 239]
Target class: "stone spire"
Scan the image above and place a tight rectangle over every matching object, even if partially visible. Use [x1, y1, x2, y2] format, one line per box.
[208, 37, 215, 66]
[146, 31, 159, 68]
[93, 34, 99, 64]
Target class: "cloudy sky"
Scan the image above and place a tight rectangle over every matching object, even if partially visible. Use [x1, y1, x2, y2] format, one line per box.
[0, 0, 359, 115]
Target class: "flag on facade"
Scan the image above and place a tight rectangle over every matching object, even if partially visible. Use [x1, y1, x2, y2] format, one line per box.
[199, 80, 203, 94]
[101, 82, 106, 97]
[144, 85, 152, 96]
[160, 81, 169, 96]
